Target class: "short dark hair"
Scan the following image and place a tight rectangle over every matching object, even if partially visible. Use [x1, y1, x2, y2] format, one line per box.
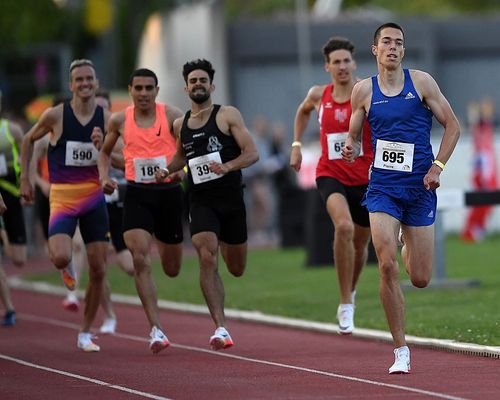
[128, 68, 158, 86]
[373, 22, 405, 45]
[322, 37, 355, 62]
[182, 59, 215, 84]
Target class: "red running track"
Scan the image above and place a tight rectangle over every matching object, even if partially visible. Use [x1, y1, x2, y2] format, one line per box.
[0, 288, 498, 400]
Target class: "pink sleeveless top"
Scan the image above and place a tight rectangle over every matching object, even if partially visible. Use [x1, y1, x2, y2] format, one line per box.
[123, 103, 177, 183]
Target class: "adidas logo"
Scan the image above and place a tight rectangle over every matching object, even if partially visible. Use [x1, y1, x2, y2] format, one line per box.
[405, 92, 415, 100]
[428, 210, 434, 218]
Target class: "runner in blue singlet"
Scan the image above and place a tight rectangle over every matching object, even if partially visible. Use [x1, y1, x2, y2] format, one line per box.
[342, 22, 460, 374]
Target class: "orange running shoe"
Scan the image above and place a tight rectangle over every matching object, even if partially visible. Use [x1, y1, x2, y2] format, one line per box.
[61, 264, 77, 291]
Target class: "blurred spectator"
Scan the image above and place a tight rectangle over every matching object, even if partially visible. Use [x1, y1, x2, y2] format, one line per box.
[461, 98, 498, 242]
[244, 115, 274, 246]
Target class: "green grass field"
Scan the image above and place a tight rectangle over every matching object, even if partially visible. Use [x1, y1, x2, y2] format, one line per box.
[28, 235, 500, 346]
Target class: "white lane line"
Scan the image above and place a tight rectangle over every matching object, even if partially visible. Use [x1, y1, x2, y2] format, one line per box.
[17, 313, 469, 400]
[0, 353, 172, 400]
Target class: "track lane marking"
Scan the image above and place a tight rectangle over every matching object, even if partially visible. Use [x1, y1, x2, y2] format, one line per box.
[12, 313, 469, 400]
[0, 353, 172, 400]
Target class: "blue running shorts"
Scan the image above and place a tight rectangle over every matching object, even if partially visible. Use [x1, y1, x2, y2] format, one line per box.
[362, 185, 437, 226]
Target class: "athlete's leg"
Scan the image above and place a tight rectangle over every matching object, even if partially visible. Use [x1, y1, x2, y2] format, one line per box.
[401, 224, 434, 288]
[115, 249, 134, 276]
[100, 277, 116, 320]
[352, 224, 371, 290]
[220, 242, 247, 277]
[48, 234, 73, 270]
[71, 226, 87, 291]
[0, 266, 14, 312]
[325, 193, 355, 304]
[124, 228, 162, 329]
[2, 243, 26, 267]
[192, 231, 225, 328]
[156, 241, 182, 278]
[82, 241, 108, 332]
[370, 212, 406, 347]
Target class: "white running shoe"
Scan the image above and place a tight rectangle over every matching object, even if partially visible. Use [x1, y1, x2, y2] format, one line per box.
[149, 326, 169, 354]
[209, 327, 234, 350]
[62, 292, 80, 312]
[389, 346, 411, 374]
[77, 332, 100, 352]
[99, 318, 117, 334]
[337, 304, 355, 335]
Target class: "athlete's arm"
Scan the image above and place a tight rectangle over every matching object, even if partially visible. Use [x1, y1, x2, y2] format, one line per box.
[157, 117, 187, 182]
[290, 85, 323, 171]
[0, 193, 6, 215]
[165, 104, 184, 139]
[342, 79, 370, 163]
[30, 136, 51, 198]
[8, 120, 24, 153]
[210, 105, 259, 175]
[98, 111, 123, 194]
[413, 70, 460, 190]
[20, 106, 59, 203]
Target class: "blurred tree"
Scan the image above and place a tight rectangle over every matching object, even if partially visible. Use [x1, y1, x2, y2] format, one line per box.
[342, 0, 500, 15]
[0, 0, 70, 48]
[224, 0, 500, 18]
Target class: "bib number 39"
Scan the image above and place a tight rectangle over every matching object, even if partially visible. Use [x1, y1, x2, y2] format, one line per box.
[188, 152, 223, 185]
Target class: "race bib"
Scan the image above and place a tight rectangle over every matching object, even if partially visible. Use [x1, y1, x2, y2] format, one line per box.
[0, 154, 7, 177]
[188, 152, 223, 185]
[65, 141, 98, 167]
[133, 155, 166, 183]
[327, 133, 348, 160]
[374, 139, 414, 172]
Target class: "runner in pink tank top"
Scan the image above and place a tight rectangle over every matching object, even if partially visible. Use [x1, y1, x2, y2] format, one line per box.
[98, 68, 185, 355]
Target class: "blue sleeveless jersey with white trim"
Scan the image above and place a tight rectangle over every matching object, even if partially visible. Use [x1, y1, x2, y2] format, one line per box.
[367, 69, 434, 188]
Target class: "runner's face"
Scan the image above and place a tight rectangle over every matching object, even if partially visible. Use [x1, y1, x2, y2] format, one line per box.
[69, 66, 97, 99]
[325, 49, 355, 85]
[186, 70, 212, 104]
[372, 27, 405, 70]
[129, 76, 158, 110]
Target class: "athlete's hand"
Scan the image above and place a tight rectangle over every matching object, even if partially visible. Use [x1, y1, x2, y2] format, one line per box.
[167, 169, 185, 183]
[20, 177, 34, 205]
[155, 168, 170, 183]
[101, 177, 118, 195]
[341, 136, 360, 163]
[91, 127, 104, 150]
[209, 161, 229, 175]
[423, 164, 441, 190]
[289, 146, 302, 172]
